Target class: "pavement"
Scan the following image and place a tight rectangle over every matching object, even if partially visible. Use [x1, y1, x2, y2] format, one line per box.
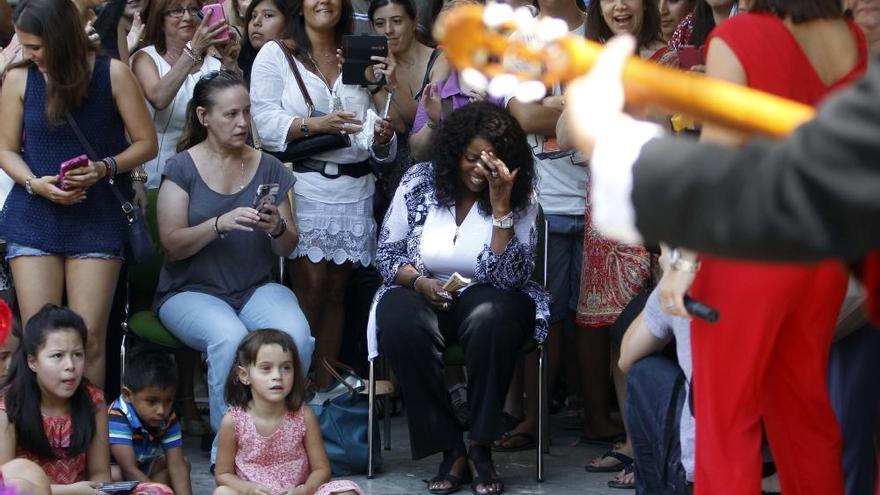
[185, 413, 626, 495]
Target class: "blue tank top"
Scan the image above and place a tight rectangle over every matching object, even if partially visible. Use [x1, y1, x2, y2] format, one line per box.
[0, 56, 132, 254]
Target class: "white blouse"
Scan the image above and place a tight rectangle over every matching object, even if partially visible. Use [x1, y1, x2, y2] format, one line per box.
[250, 42, 397, 203]
[420, 204, 488, 283]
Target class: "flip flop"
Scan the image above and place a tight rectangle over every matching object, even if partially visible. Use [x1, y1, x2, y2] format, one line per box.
[492, 431, 536, 452]
[607, 464, 635, 490]
[585, 450, 634, 473]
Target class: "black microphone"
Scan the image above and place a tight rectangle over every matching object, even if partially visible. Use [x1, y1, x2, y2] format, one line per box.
[683, 295, 719, 323]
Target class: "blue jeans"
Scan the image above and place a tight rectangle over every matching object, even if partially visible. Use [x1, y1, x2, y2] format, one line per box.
[626, 356, 690, 495]
[158, 283, 314, 436]
[828, 324, 880, 495]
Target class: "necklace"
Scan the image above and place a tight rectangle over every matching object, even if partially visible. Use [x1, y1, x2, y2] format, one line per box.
[234, 160, 245, 190]
[308, 52, 332, 88]
[451, 206, 463, 245]
[308, 51, 342, 111]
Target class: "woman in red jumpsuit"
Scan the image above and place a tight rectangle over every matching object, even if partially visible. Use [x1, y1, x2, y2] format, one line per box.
[658, 1, 868, 493]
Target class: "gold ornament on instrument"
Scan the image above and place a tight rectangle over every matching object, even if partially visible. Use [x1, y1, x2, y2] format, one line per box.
[434, 2, 815, 138]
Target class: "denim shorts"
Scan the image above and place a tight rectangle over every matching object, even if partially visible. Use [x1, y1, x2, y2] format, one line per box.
[546, 214, 586, 323]
[5, 243, 124, 262]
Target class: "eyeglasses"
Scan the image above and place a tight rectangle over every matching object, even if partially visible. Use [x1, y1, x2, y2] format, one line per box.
[164, 6, 201, 18]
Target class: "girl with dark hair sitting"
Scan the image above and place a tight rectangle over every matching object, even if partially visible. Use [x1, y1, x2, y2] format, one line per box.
[213, 329, 362, 495]
[369, 102, 549, 495]
[0, 304, 172, 495]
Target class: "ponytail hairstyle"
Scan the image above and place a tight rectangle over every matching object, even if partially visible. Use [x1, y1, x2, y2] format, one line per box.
[177, 70, 248, 152]
[224, 329, 306, 412]
[13, 0, 94, 125]
[4, 304, 95, 460]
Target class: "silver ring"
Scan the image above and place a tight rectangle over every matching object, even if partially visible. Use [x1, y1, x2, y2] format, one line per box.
[340, 129, 347, 135]
[491, 171, 498, 178]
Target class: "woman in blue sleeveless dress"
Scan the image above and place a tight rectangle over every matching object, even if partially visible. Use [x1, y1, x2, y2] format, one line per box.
[0, 0, 157, 388]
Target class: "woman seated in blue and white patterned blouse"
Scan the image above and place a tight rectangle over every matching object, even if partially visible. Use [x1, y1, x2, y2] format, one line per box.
[367, 102, 549, 495]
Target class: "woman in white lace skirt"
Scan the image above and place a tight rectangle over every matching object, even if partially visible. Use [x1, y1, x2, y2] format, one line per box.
[250, 0, 396, 386]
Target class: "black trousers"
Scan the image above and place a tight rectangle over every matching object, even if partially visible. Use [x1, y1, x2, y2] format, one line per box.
[377, 284, 534, 460]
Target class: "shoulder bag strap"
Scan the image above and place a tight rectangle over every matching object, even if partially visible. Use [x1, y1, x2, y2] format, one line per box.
[64, 111, 135, 220]
[421, 48, 441, 91]
[440, 97, 454, 121]
[274, 40, 316, 113]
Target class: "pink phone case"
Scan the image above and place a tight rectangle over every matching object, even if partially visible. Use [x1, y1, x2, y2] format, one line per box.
[201, 3, 230, 42]
[59, 154, 89, 191]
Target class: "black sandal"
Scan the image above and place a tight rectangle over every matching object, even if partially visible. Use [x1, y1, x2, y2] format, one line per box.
[468, 445, 504, 495]
[426, 447, 470, 494]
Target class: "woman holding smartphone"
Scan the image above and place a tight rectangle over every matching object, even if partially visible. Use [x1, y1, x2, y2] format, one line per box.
[132, 0, 240, 191]
[250, 0, 396, 388]
[155, 70, 314, 458]
[0, 0, 157, 389]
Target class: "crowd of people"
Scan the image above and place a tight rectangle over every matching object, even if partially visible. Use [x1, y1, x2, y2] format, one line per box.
[0, 0, 878, 494]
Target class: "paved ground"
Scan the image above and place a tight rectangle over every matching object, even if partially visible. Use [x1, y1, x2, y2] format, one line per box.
[185, 414, 624, 495]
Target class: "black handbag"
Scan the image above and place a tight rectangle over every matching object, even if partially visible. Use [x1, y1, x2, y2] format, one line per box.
[65, 112, 157, 264]
[269, 41, 350, 164]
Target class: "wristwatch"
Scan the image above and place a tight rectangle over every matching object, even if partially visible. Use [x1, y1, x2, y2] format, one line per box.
[492, 211, 514, 229]
[669, 248, 700, 273]
[300, 117, 310, 137]
[269, 218, 287, 239]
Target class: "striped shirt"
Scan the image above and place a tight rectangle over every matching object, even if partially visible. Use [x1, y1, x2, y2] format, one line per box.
[108, 397, 182, 471]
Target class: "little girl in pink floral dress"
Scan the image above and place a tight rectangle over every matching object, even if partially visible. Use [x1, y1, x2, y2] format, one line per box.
[214, 330, 363, 495]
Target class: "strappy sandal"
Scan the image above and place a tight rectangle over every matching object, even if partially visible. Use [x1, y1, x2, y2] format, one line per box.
[425, 448, 470, 494]
[468, 445, 504, 495]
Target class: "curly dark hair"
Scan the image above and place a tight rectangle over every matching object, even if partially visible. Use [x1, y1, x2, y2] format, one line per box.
[432, 102, 535, 216]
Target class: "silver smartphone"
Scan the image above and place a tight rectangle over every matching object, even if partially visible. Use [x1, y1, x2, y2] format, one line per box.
[252, 183, 280, 212]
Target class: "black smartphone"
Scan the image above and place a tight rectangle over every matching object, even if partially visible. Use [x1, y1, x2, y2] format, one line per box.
[341, 34, 389, 86]
[252, 183, 280, 212]
[98, 481, 140, 493]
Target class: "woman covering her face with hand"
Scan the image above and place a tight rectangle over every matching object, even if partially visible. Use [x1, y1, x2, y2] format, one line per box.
[371, 103, 548, 495]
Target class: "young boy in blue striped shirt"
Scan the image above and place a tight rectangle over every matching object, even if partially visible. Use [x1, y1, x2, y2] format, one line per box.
[109, 350, 192, 495]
